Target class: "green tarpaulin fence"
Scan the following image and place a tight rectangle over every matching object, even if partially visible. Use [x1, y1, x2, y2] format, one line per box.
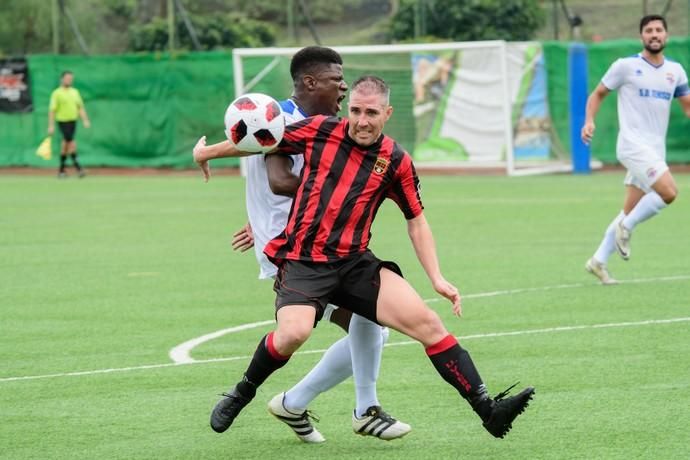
[544, 37, 690, 165]
[2, 40, 689, 168]
[0, 51, 240, 168]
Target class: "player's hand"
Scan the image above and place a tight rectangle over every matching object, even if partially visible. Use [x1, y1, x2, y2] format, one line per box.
[433, 277, 462, 317]
[83, 119, 91, 129]
[231, 223, 254, 252]
[193, 135, 211, 182]
[47, 126, 54, 135]
[581, 121, 595, 145]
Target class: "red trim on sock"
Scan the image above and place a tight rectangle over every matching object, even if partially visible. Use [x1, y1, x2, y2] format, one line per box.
[266, 332, 291, 361]
[425, 334, 458, 356]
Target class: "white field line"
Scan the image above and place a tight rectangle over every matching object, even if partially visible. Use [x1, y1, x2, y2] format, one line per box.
[169, 320, 275, 364]
[2, 316, 689, 383]
[168, 274, 690, 363]
[2, 274, 689, 383]
[425, 274, 690, 303]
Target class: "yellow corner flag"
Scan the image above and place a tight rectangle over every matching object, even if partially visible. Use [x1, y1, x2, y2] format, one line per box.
[36, 136, 52, 160]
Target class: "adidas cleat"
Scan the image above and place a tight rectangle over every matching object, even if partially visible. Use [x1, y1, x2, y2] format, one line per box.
[352, 406, 411, 440]
[483, 384, 534, 439]
[267, 393, 325, 443]
[210, 387, 253, 433]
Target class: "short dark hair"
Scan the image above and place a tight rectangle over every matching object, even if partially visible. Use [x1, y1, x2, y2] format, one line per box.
[640, 14, 667, 33]
[351, 75, 390, 103]
[61, 70, 73, 78]
[290, 46, 343, 81]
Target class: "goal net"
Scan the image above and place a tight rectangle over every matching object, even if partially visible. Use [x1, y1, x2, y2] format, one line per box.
[233, 41, 572, 176]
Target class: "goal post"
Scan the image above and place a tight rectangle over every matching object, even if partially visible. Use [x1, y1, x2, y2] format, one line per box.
[233, 41, 574, 176]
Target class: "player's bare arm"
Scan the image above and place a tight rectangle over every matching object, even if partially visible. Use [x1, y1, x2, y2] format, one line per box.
[581, 83, 610, 144]
[679, 94, 690, 118]
[47, 111, 55, 135]
[406, 213, 462, 316]
[80, 107, 91, 128]
[193, 137, 280, 182]
[265, 155, 299, 197]
[192, 138, 242, 181]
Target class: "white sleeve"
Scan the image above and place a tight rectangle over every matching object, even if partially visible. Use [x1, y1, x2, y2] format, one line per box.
[601, 59, 625, 91]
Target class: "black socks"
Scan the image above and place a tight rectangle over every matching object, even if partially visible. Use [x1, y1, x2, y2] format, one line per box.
[240, 332, 291, 395]
[426, 334, 492, 421]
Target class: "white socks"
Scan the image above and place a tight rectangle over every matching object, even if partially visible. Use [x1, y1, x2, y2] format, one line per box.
[349, 314, 389, 417]
[283, 335, 353, 411]
[593, 211, 624, 264]
[282, 314, 388, 416]
[621, 191, 667, 230]
[593, 192, 667, 264]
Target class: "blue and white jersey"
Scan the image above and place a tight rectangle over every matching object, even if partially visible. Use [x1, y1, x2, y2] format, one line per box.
[245, 98, 307, 279]
[602, 54, 689, 158]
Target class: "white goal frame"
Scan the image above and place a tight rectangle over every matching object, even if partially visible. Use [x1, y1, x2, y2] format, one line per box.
[232, 41, 572, 176]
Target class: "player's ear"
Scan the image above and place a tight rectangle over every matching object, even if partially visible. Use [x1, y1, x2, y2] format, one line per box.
[385, 105, 393, 121]
[303, 75, 316, 90]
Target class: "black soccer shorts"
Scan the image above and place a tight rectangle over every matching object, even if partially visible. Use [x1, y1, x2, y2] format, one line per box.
[57, 121, 77, 141]
[273, 251, 402, 325]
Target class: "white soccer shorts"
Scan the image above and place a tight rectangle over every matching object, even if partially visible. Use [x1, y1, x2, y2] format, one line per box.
[619, 149, 669, 193]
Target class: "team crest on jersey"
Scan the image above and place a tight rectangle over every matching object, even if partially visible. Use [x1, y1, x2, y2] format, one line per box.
[647, 167, 657, 179]
[635, 69, 643, 76]
[666, 73, 675, 85]
[374, 157, 389, 175]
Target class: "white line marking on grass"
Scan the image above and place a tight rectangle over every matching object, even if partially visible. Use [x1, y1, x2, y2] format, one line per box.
[167, 273, 690, 363]
[2, 316, 689, 383]
[384, 317, 690, 348]
[166, 274, 690, 364]
[169, 320, 275, 364]
[423, 274, 690, 303]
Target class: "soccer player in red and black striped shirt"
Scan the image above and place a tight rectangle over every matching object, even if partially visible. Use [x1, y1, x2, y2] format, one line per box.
[204, 76, 535, 440]
[264, 106, 423, 263]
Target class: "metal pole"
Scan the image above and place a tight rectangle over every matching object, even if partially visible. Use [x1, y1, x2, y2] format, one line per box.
[61, 1, 90, 55]
[52, 0, 59, 54]
[287, 0, 295, 43]
[167, 0, 175, 52]
[174, 0, 201, 50]
[414, 0, 421, 38]
[296, 0, 321, 45]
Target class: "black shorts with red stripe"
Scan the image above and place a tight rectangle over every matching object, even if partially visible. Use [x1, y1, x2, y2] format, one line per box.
[272, 251, 402, 325]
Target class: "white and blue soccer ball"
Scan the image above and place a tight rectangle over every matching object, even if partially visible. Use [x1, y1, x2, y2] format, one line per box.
[224, 93, 285, 154]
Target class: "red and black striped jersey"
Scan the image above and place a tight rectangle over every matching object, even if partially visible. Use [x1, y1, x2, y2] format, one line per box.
[264, 115, 424, 263]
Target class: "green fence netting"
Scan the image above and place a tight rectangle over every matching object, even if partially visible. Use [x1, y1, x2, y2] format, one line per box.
[2, 41, 688, 168]
[0, 51, 240, 168]
[587, 38, 690, 164]
[545, 37, 690, 165]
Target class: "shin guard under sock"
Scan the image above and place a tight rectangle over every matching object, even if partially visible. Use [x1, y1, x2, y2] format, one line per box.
[241, 332, 291, 395]
[426, 334, 492, 421]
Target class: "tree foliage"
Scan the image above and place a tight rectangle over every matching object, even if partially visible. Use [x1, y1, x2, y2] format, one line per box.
[128, 12, 276, 51]
[0, 0, 52, 56]
[390, 0, 546, 42]
[185, 0, 371, 25]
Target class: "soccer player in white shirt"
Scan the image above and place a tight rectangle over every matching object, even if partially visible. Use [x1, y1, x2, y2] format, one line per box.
[581, 14, 690, 284]
[194, 46, 410, 441]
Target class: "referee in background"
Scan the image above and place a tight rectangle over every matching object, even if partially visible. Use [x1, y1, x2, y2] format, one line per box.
[47, 70, 90, 178]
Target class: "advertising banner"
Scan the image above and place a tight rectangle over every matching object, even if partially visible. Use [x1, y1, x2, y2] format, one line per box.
[0, 58, 32, 113]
